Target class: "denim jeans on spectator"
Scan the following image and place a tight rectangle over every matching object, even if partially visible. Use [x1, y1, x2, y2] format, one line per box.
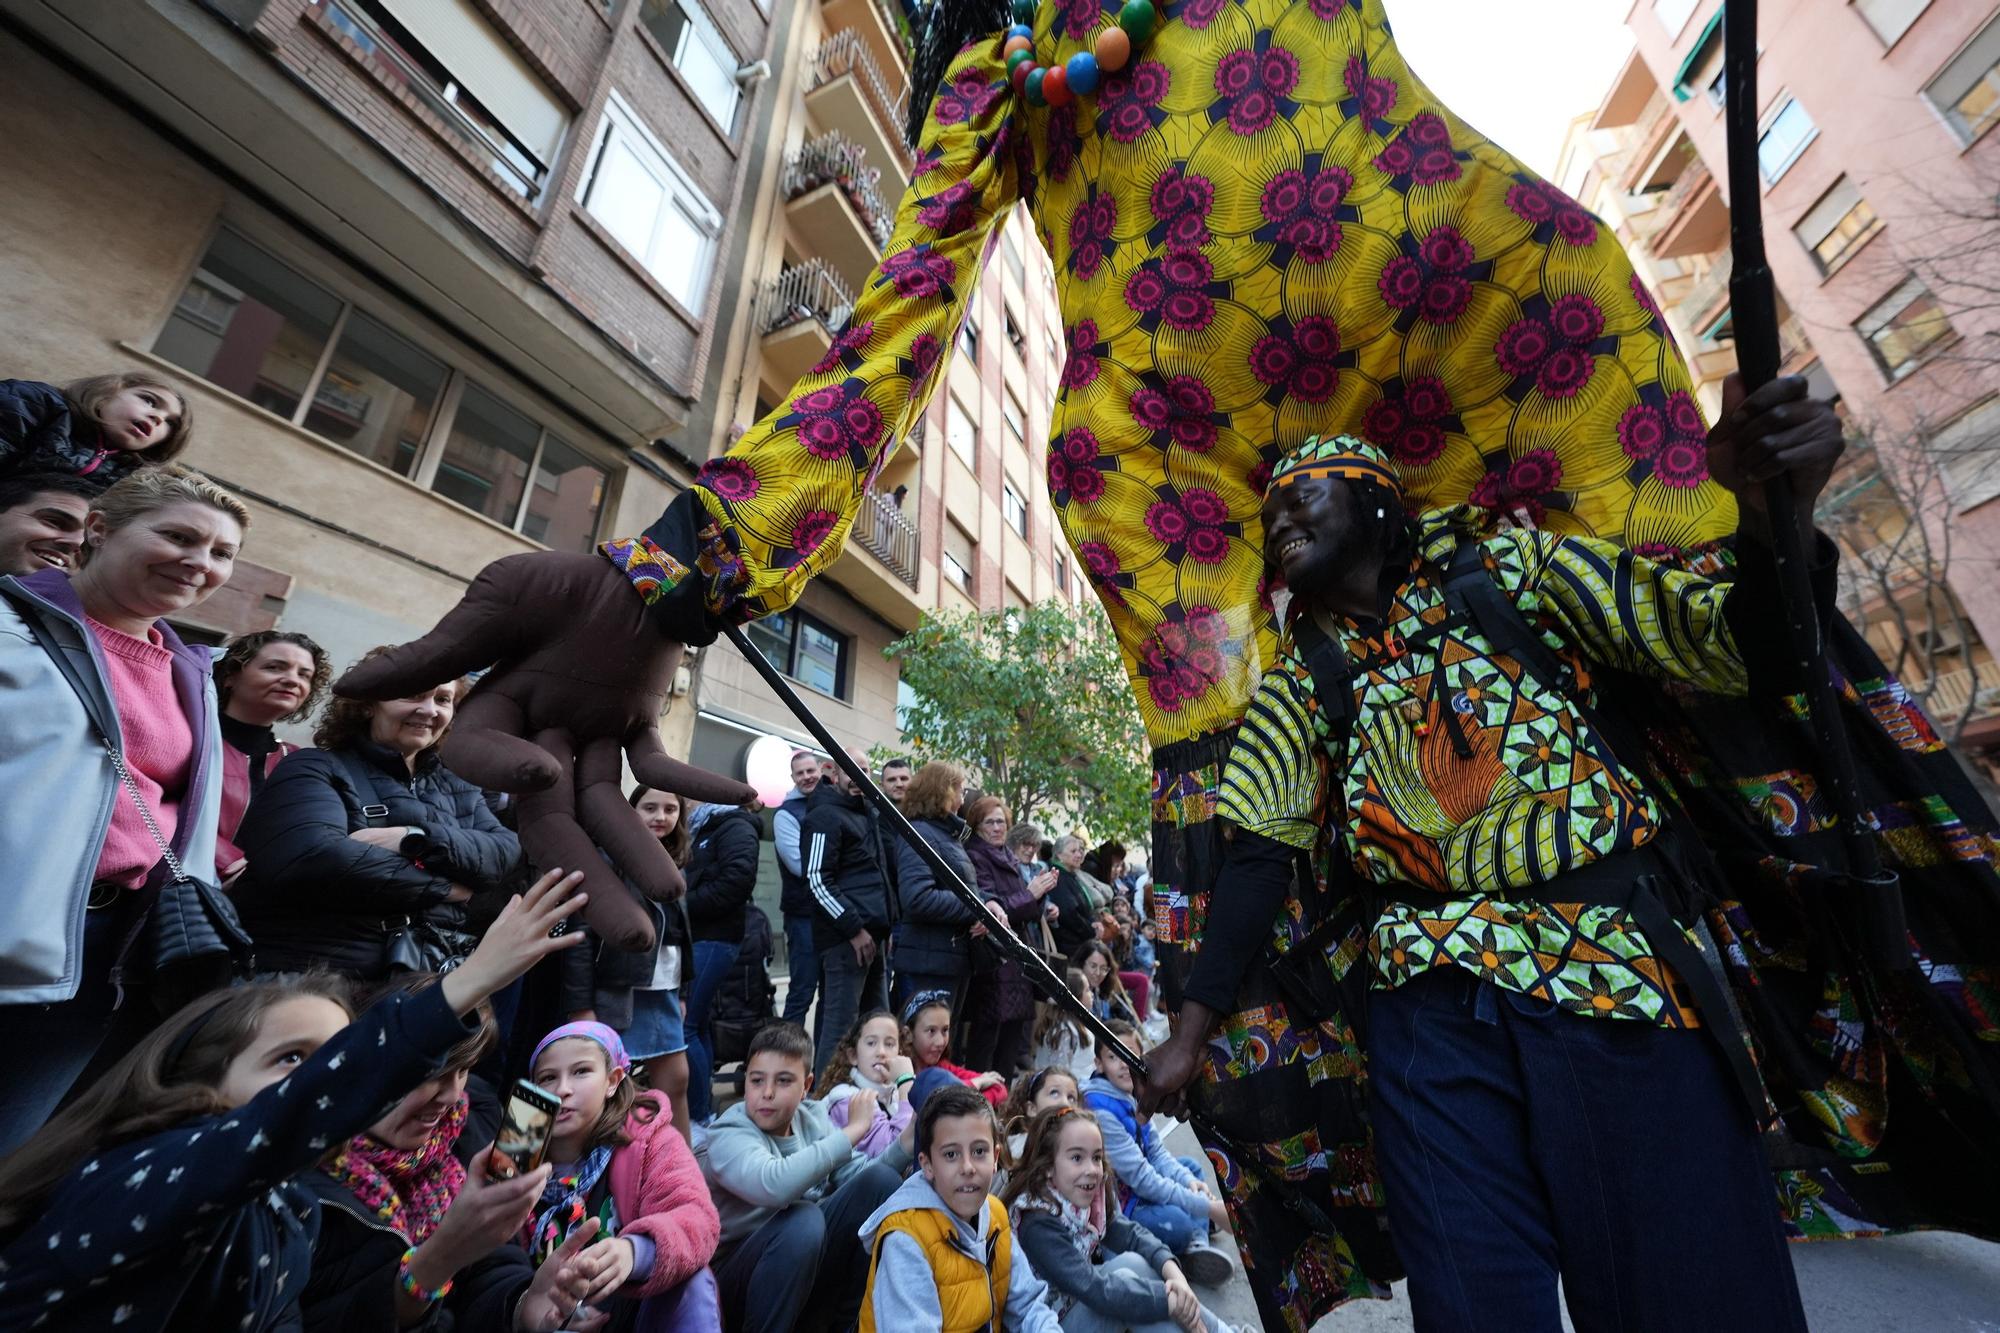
[813, 938, 889, 1073]
[682, 938, 737, 1123]
[780, 913, 820, 1027]
[1126, 1155, 1212, 1254]
[1057, 1253, 1227, 1333]
[0, 905, 129, 1157]
[713, 1159, 902, 1333]
[1365, 966, 1806, 1332]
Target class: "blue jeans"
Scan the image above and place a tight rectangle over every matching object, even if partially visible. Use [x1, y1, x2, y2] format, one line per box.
[1126, 1155, 1210, 1254]
[1366, 966, 1806, 1332]
[714, 1160, 902, 1333]
[781, 913, 819, 1026]
[682, 939, 737, 1123]
[812, 936, 888, 1074]
[0, 907, 127, 1157]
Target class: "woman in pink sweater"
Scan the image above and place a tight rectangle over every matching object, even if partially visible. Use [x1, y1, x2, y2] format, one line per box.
[526, 1022, 721, 1329]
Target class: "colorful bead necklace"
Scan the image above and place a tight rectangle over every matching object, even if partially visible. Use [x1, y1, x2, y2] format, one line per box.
[1002, 0, 1159, 109]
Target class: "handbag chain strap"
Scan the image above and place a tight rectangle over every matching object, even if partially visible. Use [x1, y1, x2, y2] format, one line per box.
[103, 740, 190, 884]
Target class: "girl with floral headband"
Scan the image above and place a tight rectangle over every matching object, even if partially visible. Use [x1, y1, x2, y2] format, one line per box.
[523, 1020, 721, 1329]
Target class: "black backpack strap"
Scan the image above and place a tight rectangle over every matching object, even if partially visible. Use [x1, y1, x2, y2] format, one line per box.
[1289, 612, 1357, 747]
[328, 749, 391, 826]
[1440, 536, 1573, 699]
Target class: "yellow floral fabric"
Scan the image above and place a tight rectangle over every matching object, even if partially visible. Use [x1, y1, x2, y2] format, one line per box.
[655, 0, 1736, 756]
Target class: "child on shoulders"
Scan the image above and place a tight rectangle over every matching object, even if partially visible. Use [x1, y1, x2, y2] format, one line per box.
[859, 1084, 1063, 1332]
[0, 372, 192, 490]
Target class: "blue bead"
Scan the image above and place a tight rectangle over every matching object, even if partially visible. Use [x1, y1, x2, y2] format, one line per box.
[1065, 50, 1099, 95]
[1005, 23, 1033, 41]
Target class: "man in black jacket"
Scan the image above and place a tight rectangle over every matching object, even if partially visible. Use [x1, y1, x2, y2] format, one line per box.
[802, 754, 895, 1071]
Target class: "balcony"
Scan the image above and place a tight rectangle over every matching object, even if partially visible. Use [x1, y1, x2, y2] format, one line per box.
[1622, 108, 1687, 194]
[805, 30, 913, 194]
[1920, 664, 2000, 723]
[833, 487, 925, 628]
[1653, 159, 1729, 259]
[755, 260, 855, 393]
[1677, 251, 1732, 330]
[821, 0, 909, 85]
[783, 130, 894, 291]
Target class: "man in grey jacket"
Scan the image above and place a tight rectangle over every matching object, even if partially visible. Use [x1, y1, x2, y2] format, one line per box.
[697, 1021, 902, 1333]
[774, 748, 822, 1026]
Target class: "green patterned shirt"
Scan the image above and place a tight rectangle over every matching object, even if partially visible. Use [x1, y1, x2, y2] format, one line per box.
[1218, 511, 1749, 1026]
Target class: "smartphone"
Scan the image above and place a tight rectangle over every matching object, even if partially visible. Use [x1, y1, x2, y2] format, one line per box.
[488, 1078, 561, 1180]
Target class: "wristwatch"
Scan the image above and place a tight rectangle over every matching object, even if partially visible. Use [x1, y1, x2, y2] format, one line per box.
[399, 826, 430, 858]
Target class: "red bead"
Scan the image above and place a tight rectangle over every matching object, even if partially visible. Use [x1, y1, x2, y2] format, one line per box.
[1042, 63, 1072, 107]
[1011, 59, 1034, 94]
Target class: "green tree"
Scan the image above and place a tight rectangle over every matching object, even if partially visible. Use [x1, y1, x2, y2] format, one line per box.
[884, 599, 1150, 845]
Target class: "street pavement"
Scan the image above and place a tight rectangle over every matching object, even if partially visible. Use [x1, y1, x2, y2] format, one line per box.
[1162, 1122, 2000, 1333]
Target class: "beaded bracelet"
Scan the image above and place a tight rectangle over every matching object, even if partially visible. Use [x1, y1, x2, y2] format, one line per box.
[397, 1246, 456, 1305]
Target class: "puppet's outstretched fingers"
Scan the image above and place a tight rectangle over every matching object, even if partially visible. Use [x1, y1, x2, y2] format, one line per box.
[335, 555, 537, 700]
[626, 725, 757, 808]
[437, 690, 561, 794]
[577, 737, 684, 905]
[514, 728, 654, 953]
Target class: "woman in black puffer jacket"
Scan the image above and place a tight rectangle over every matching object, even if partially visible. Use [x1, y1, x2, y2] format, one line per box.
[681, 798, 763, 1123]
[234, 647, 521, 978]
[891, 761, 985, 1016]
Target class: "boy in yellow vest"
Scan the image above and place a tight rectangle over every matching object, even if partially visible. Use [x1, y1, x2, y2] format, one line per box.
[860, 1083, 1064, 1332]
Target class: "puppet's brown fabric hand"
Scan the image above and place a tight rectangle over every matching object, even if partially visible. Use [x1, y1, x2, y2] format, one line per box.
[336, 552, 754, 951]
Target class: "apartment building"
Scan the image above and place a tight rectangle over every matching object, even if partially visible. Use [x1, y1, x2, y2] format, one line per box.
[670, 0, 1081, 787]
[0, 0, 779, 678]
[1565, 0, 2000, 759]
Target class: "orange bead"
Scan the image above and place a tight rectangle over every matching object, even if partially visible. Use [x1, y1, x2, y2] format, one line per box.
[1042, 63, 1072, 107]
[1003, 34, 1033, 58]
[1094, 26, 1132, 72]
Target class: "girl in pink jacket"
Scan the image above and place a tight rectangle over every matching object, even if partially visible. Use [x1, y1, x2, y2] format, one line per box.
[526, 1021, 721, 1330]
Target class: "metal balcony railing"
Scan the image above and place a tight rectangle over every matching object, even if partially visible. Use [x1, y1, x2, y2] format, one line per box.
[757, 260, 856, 338]
[1659, 156, 1712, 218]
[1679, 250, 1732, 325]
[808, 29, 912, 164]
[851, 485, 919, 585]
[782, 130, 895, 250]
[1921, 664, 1999, 721]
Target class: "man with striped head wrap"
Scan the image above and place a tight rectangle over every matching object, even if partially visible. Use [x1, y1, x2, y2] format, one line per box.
[1146, 403, 1842, 1329]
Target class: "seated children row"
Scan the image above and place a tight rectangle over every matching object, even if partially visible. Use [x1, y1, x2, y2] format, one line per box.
[817, 991, 1010, 1162]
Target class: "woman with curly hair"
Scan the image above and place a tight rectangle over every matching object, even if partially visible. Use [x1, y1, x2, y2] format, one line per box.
[233, 646, 521, 978]
[212, 628, 330, 880]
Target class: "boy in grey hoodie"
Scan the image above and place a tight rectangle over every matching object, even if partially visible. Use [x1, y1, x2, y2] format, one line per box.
[697, 1021, 905, 1333]
[859, 1084, 1064, 1331]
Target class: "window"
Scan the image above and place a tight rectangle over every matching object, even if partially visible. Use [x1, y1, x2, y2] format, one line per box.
[1054, 551, 1070, 594]
[639, 0, 742, 134]
[1934, 398, 2000, 509]
[1003, 230, 1025, 281]
[1003, 481, 1028, 537]
[958, 314, 980, 365]
[1792, 177, 1882, 275]
[579, 92, 724, 314]
[1004, 308, 1026, 356]
[943, 522, 975, 594]
[321, 0, 567, 196]
[1756, 97, 1817, 183]
[1002, 390, 1026, 442]
[1654, 0, 1699, 37]
[947, 394, 978, 468]
[153, 229, 610, 549]
[1925, 17, 2000, 145]
[744, 608, 851, 697]
[1854, 0, 1929, 47]
[1856, 276, 1955, 379]
[1044, 327, 1061, 366]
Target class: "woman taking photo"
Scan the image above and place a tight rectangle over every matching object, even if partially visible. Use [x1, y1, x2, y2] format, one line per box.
[233, 647, 521, 978]
[211, 629, 330, 878]
[890, 760, 987, 1014]
[0, 465, 247, 1155]
[962, 794, 1058, 1078]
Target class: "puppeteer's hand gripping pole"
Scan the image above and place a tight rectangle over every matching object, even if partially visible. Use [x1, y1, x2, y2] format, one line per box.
[725, 625, 1337, 1231]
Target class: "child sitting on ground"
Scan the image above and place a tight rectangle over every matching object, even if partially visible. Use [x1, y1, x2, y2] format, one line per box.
[1029, 970, 1096, 1085]
[819, 1009, 920, 1160]
[1000, 1066, 1083, 1166]
[698, 1021, 905, 1333]
[1005, 1106, 1237, 1333]
[903, 989, 1007, 1108]
[0, 372, 193, 489]
[858, 1084, 1063, 1331]
[523, 1020, 721, 1327]
[1082, 1021, 1232, 1287]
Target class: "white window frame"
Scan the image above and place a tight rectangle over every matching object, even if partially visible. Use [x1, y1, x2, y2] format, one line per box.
[577, 90, 724, 315]
[942, 522, 975, 593]
[1756, 96, 1817, 184]
[1925, 16, 2000, 146]
[1003, 480, 1028, 537]
[947, 394, 978, 469]
[1935, 397, 2000, 510]
[1855, 275, 1955, 381]
[1853, 0, 1930, 47]
[639, 0, 742, 135]
[1791, 176, 1882, 276]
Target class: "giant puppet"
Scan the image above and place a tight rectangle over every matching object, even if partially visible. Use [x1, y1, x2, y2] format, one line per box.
[341, 1, 2000, 1327]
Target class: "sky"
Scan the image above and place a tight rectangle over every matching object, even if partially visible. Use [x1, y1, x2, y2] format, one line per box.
[1385, 0, 1638, 176]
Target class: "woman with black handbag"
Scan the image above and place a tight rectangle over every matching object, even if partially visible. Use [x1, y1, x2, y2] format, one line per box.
[233, 645, 521, 979]
[0, 466, 251, 1156]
